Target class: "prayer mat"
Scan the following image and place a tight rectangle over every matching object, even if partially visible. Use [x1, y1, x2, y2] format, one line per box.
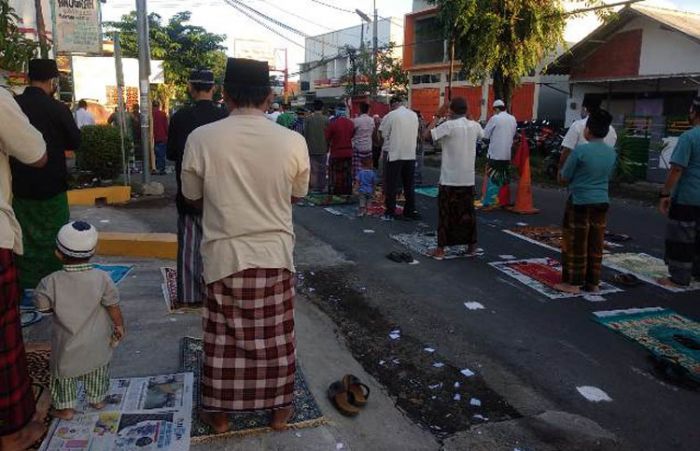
[415, 186, 439, 198]
[504, 225, 623, 253]
[391, 232, 483, 259]
[299, 193, 354, 206]
[24, 343, 51, 450]
[593, 307, 700, 383]
[603, 252, 700, 293]
[489, 257, 621, 299]
[93, 263, 133, 285]
[160, 267, 201, 312]
[324, 202, 403, 219]
[179, 337, 326, 443]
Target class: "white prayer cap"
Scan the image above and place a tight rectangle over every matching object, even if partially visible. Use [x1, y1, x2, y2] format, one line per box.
[493, 99, 505, 108]
[56, 221, 98, 259]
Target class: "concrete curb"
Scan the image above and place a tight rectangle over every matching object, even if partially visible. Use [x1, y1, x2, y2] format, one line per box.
[97, 232, 176, 259]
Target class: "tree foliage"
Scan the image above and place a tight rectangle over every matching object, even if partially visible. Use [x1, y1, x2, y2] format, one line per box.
[77, 125, 124, 181]
[0, 0, 40, 79]
[105, 11, 227, 107]
[343, 43, 409, 97]
[430, 0, 611, 108]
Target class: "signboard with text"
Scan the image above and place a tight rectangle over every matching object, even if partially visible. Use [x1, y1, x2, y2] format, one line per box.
[52, 0, 102, 54]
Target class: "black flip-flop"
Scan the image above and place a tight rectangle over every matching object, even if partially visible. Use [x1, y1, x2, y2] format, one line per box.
[386, 252, 404, 263]
[400, 252, 413, 263]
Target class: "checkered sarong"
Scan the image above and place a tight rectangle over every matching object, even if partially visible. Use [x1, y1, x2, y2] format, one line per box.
[561, 199, 609, 288]
[0, 249, 36, 434]
[201, 268, 296, 411]
[177, 213, 205, 305]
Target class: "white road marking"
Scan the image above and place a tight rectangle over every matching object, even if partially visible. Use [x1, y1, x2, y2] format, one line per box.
[576, 386, 612, 402]
[464, 301, 485, 310]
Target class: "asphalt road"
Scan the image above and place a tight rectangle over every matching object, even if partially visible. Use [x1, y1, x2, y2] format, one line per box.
[293, 167, 700, 451]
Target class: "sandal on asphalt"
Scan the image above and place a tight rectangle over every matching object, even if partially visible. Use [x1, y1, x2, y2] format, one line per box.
[386, 251, 404, 263]
[400, 252, 414, 263]
[612, 273, 641, 287]
[342, 375, 371, 407]
[327, 381, 361, 416]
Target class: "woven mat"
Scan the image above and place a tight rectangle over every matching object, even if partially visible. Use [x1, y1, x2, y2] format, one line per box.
[391, 232, 481, 259]
[490, 257, 621, 299]
[594, 308, 700, 383]
[503, 226, 623, 254]
[24, 343, 51, 450]
[299, 193, 354, 206]
[325, 201, 403, 219]
[603, 252, 700, 293]
[179, 337, 326, 444]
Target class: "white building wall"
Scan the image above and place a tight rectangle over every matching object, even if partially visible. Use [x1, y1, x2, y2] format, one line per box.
[619, 17, 700, 76]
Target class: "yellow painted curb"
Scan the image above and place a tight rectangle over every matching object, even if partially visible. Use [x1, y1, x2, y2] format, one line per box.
[97, 232, 177, 260]
[67, 186, 131, 206]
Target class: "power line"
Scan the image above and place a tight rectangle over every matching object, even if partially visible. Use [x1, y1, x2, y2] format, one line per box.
[309, 0, 354, 14]
[255, 0, 333, 31]
[223, 0, 307, 50]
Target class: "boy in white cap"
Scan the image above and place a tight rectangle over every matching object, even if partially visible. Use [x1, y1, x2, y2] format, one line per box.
[33, 221, 125, 420]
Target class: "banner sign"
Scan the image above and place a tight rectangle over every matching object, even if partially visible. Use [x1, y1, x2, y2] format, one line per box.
[53, 0, 102, 54]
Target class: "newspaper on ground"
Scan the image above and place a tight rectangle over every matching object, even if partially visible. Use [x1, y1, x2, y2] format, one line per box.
[40, 372, 194, 451]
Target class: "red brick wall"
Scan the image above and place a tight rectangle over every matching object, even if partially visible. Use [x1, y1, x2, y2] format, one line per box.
[571, 29, 642, 80]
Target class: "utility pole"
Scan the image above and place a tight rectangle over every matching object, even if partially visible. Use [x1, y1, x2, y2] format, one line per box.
[372, 0, 378, 98]
[34, 0, 48, 58]
[283, 48, 289, 104]
[113, 32, 130, 186]
[447, 36, 455, 101]
[136, 0, 151, 183]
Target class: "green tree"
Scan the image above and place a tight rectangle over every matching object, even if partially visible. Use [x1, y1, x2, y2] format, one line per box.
[0, 0, 40, 80]
[344, 43, 409, 97]
[430, 0, 611, 108]
[105, 11, 227, 108]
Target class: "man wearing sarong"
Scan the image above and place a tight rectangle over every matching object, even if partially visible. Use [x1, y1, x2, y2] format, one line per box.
[326, 109, 355, 195]
[482, 100, 517, 209]
[352, 103, 374, 178]
[303, 100, 329, 192]
[1, 86, 49, 450]
[167, 69, 228, 307]
[181, 58, 310, 432]
[12, 59, 81, 291]
[556, 109, 617, 294]
[658, 97, 700, 288]
[427, 98, 484, 260]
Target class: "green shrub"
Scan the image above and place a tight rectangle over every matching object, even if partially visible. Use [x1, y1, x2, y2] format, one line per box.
[76, 125, 123, 181]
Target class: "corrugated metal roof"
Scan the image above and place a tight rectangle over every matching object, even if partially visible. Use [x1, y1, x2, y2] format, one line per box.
[634, 5, 700, 42]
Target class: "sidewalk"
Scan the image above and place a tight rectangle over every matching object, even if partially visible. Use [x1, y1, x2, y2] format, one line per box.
[22, 224, 438, 451]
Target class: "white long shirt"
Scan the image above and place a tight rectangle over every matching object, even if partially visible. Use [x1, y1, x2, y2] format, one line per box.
[379, 106, 419, 161]
[430, 117, 484, 187]
[483, 111, 517, 161]
[562, 117, 617, 150]
[75, 107, 95, 129]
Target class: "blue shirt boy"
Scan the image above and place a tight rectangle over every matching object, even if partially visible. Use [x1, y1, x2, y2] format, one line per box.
[356, 168, 376, 195]
[561, 141, 617, 205]
[670, 126, 700, 206]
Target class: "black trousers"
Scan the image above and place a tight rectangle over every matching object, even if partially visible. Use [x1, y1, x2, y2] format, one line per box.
[385, 159, 416, 216]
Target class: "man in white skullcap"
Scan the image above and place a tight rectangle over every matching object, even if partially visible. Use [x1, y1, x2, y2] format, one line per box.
[482, 99, 517, 208]
[33, 221, 125, 420]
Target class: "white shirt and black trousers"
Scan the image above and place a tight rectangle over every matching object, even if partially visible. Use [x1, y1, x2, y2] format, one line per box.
[379, 106, 419, 217]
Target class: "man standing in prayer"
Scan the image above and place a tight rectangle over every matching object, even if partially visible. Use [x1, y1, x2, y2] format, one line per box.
[303, 99, 329, 192]
[181, 58, 310, 433]
[559, 96, 617, 177]
[152, 100, 169, 175]
[379, 96, 420, 220]
[12, 58, 81, 291]
[352, 103, 374, 178]
[482, 100, 517, 209]
[267, 102, 282, 122]
[326, 109, 355, 195]
[167, 69, 228, 307]
[427, 98, 484, 260]
[658, 97, 700, 288]
[0, 86, 50, 451]
[74, 100, 95, 129]
[556, 109, 617, 294]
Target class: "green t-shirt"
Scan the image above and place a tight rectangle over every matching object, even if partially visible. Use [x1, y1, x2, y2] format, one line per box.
[670, 126, 700, 206]
[561, 140, 617, 205]
[276, 112, 297, 129]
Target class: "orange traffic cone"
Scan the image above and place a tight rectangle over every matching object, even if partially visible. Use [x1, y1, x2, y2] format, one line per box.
[509, 132, 539, 215]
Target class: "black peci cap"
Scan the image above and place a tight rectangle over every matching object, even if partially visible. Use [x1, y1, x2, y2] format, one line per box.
[28, 59, 59, 81]
[188, 69, 215, 84]
[224, 58, 269, 87]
